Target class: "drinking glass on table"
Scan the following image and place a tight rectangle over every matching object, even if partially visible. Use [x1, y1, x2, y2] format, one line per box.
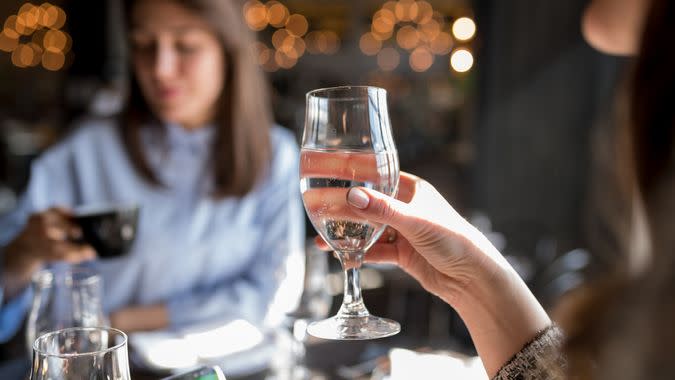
[300, 86, 400, 340]
[26, 266, 109, 357]
[30, 327, 131, 380]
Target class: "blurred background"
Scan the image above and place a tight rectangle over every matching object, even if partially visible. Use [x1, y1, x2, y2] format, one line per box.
[0, 0, 627, 376]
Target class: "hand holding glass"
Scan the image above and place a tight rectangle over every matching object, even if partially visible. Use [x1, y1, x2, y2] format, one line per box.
[300, 86, 400, 340]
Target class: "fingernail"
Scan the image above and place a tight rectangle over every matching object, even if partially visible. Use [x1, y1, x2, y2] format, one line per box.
[347, 187, 370, 209]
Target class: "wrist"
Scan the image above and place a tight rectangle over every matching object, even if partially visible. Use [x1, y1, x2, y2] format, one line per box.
[452, 259, 550, 377]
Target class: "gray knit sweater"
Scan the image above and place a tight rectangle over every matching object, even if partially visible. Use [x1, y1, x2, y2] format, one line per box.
[493, 326, 566, 380]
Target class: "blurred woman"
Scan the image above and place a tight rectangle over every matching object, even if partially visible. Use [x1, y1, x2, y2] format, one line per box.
[312, 0, 673, 378]
[0, 0, 303, 342]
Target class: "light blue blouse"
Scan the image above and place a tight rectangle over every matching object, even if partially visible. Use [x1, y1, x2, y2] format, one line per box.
[0, 119, 305, 342]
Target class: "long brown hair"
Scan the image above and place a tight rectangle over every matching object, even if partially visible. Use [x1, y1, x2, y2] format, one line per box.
[121, 0, 272, 198]
[561, 0, 675, 378]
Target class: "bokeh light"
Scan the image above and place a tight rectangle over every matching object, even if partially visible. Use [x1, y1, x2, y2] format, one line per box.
[371, 26, 393, 42]
[394, 0, 417, 22]
[27, 42, 42, 66]
[418, 19, 441, 42]
[396, 25, 419, 50]
[429, 31, 453, 55]
[372, 9, 395, 34]
[41, 48, 65, 71]
[51, 5, 66, 30]
[271, 28, 291, 50]
[43, 29, 67, 52]
[409, 46, 433, 72]
[274, 49, 297, 69]
[359, 33, 382, 56]
[452, 17, 476, 41]
[377, 47, 400, 71]
[243, 1, 268, 31]
[413, 1, 433, 24]
[285, 14, 308, 37]
[322, 31, 340, 54]
[0, 29, 19, 52]
[38, 3, 59, 28]
[266, 1, 289, 28]
[450, 48, 473, 72]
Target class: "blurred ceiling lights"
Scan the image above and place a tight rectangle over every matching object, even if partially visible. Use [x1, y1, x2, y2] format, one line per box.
[0, 2, 71, 71]
[360, 0, 475, 74]
[450, 48, 473, 73]
[244, 0, 341, 72]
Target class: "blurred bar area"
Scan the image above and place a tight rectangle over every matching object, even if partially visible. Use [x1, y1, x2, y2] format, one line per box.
[0, 0, 628, 379]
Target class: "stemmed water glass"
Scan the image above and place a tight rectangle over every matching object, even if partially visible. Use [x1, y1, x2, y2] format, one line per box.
[300, 86, 400, 340]
[30, 327, 131, 380]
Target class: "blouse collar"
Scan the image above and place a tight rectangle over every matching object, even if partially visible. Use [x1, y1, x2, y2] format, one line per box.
[164, 122, 215, 154]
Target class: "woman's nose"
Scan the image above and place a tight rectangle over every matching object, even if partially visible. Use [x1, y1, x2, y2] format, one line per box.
[154, 45, 177, 80]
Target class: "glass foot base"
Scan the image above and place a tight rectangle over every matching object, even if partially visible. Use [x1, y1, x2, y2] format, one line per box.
[306, 315, 400, 340]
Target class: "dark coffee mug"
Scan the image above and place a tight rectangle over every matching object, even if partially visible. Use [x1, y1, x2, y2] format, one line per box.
[72, 205, 139, 259]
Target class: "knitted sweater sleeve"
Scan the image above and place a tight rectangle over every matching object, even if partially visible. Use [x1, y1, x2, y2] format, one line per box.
[492, 325, 566, 380]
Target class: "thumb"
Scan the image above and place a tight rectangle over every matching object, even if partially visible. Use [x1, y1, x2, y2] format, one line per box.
[346, 187, 417, 236]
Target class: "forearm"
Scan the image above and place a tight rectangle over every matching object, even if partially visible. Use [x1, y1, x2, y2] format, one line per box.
[110, 304, 170, 333]
[453, 263, 551, 378]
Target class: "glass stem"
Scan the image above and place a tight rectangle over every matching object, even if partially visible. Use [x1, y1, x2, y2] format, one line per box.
[337, 253, 369, 318]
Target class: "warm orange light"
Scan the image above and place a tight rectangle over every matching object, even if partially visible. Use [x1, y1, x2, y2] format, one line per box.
[377, 47, 400, 71]
[271, 28, 291, 50]
[62, 31, 72, 53]
[429, 32, 453, 55]
[11, 43, 35, 67]
[372, 9, 395, 34]
[266, 1, 289, 28]
[452, 17, 476, 41]
[243, 1, 268, 31]
[4, 16, 19, 34]
[42, 49, 65, 71]
[394, 0, 417, 22]
[322, 30, 340, 54]
[396, 25, 419, 50]
[418, 19, 440, 42]
[274, 49, 297, 69]
[43, 29, 67, 52]
[19, 3, 37, 16]
[370, 26, 393, 42]
[450, 48, 473, 73]
[2, 25, 19, 40]
[382, 1, 397, 14]
[39, 3, 58, 28]
[11, 45, 25, 67]
[254, 42, 272, 66]
[18, 5, 39, 31]
[413, 1, 433, 24]
[51, 5, 67, 30]
[304, 31, 321, 54]
[410, 46, 433, 72]
[284, 37, 305, 59]
[359, 33, 382, 56]
[27, 42, 42, 66]
[261, 57, 278, 72]
[285, 14, 308, 37]
[0, 29, 19, 52]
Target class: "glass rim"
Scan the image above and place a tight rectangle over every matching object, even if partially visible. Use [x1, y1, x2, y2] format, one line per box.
[306, 85, 386, 100]
[32, 326, 128, 358]
[31, 266, 101, 288]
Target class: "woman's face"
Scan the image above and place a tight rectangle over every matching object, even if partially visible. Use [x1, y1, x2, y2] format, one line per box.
[130, 0, 225, 129]
[582, 0, 651, 56]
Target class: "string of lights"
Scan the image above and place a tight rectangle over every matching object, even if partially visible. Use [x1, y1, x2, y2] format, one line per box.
[0, 2, 71, 71]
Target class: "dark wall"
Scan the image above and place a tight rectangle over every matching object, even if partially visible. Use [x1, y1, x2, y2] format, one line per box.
[472, 0, 626, 257]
